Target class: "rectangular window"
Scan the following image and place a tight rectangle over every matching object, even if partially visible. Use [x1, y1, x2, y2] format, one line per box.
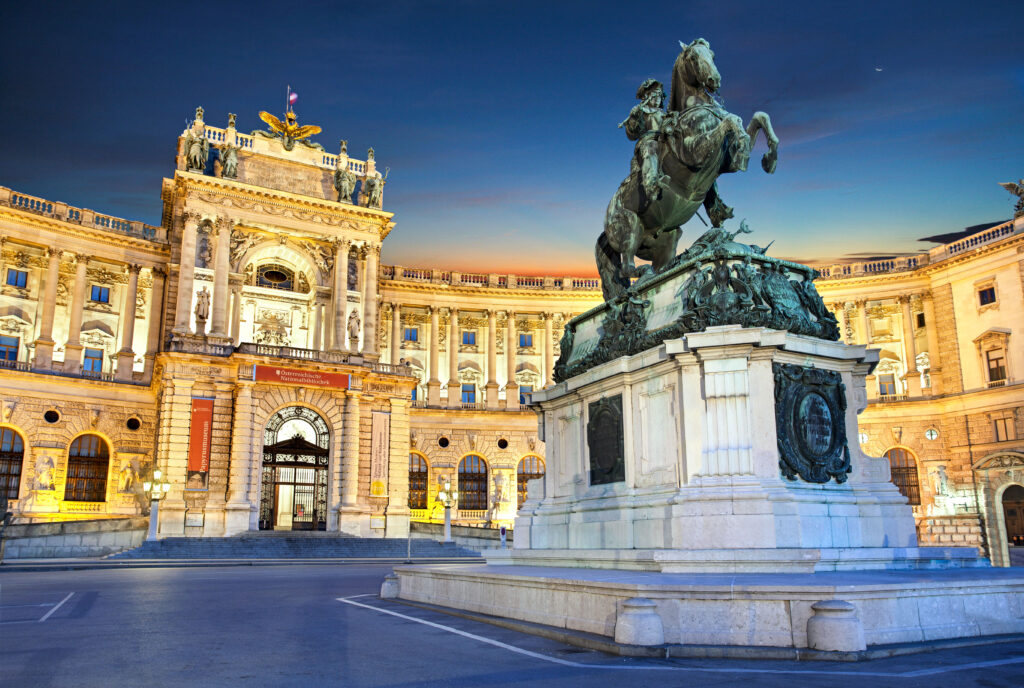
[978, 286, 996, 306]
[83, 348, 103, 373]
[915, 312, 925, 329]
[5, 269, 27, 288]
[878, 374, 896, 396]
[519, 385, 533, 405]
[519, 333, 533, 348]
[403, 327, 418, 342]
[462, 330, 476, 346]
[90, 285, 110, 303]
[461, 384, 476, 404]
[987, 350, 1007, 383]
[995, 417, 1016, 442]
[0, 335, 18, 361]
[410, 386, 417, 401]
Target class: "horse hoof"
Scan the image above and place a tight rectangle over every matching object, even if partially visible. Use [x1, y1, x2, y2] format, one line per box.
[762, 153, 777, 174]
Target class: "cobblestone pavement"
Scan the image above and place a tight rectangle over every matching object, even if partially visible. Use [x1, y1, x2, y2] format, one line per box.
[1, 564, 1022, 688]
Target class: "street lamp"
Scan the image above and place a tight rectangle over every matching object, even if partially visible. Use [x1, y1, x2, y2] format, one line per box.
[142, 468, 171, 542]
[436, 477, 458, 543]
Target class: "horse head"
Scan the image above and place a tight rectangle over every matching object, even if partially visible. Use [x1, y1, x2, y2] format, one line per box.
[669, 38, 721, 112]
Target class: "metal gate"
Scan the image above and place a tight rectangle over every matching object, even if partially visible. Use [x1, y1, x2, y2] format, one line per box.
[258, 436, 328, 531]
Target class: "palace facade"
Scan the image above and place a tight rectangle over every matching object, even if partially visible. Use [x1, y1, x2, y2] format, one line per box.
[0, 109, 1021, 563]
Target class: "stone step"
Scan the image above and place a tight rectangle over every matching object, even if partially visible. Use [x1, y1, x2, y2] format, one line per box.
[109, 536, 481, 560]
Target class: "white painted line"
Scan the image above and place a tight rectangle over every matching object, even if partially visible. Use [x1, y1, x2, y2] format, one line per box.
[38, 592, 73, 622]
[0, 603, 57, 608]
[336, 596, 1024, 678]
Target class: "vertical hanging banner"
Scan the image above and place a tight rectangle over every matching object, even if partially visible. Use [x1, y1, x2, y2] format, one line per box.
[187, 398, 215, 490]
[369, 411, 391, 497]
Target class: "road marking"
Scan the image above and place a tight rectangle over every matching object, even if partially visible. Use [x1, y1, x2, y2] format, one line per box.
[336, 596, 1024, 678]
[38, 592, 73, 622]
[0, 603, 58, 608]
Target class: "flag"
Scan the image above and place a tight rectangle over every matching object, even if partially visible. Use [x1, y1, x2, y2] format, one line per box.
[288, 91, 298, 105]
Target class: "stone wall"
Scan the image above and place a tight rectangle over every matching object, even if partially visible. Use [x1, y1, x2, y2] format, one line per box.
[917, 515, 986, 554]
[2, 517, 148, 559]
[933, 283, 964, 394]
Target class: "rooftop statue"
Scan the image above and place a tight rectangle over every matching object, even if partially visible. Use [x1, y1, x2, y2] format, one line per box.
[255, 109, 324, 151]
[597, 38, 779, 301]
[999, 179, 1024, 216]
[184, 107, 210, 172]
[334, 161, 357, 204]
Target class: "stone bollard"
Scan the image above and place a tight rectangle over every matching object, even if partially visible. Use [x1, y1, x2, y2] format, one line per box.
[806, 600, 866, 652]
[614, 597, 664, 646]
[380, 573, 400, 599]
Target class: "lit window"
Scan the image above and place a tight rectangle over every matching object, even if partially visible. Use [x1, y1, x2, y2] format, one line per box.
[408, 453, 428, 509]
[519, 333, 533, 348]
[64, 434, 110, 502]
[0, 335, 17, 361]
[404, 327, 418, 342]
[978, 286, 996, 306]
[516, 455, 545, 509]
[461, 384, 476, 404]
[90, 285, 110, 303]
[6, 269, 27, 288]
[995, 417, 1016, 442]
[878, 374, 896, 396]
[519, 385, 533, 405]
[83, 348, 103, 373]
[987, 350, 1007, 384]
[462, 331, 476, 346]
[885, 447, 920, 505]
[458, 455, 488, 510]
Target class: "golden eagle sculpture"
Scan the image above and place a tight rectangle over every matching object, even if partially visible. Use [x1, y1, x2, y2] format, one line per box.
[256, 110, 323, 151]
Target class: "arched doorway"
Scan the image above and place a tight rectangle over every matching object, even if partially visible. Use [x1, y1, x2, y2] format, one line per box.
[516, 455, 545, 509]
[408, 453, 429, 509]
[0, 428, 25, 500]
[884, 447, 921, 505]
[458, 455, 488, 511]
[1002, 484, 1024, 548]
[259, 407, 330, 531]
[65, 434, 110, 502]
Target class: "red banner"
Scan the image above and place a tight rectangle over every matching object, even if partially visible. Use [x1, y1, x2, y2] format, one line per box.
[188, 398, 214, 476]
[253, 365, 350, 389]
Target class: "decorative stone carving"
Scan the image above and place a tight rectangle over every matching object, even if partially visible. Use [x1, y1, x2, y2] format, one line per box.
[194, 286, 211, 325]
[361, 175, 383, 209]
[999, 179, 1024, 216]
[220, 142, 239, 179]
[347, 310, 361, 342]
[773, 363, 851, 484]
[334, 163, 357, 204]
[184, 107, 210, 172]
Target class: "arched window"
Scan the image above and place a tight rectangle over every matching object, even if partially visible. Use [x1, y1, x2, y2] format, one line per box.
[516, 455, 545, 509]
[0, 428, 25, 500]
[65, 434, 110, 502]
[458, 454, 488, 510]
[884, 447, 920, 505]
[408, 453, 429, 509]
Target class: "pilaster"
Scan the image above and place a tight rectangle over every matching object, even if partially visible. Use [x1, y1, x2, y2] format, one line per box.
[115, 263, 141, 381]
[32, 247, 61, 369]
[426, 305, 441, 405]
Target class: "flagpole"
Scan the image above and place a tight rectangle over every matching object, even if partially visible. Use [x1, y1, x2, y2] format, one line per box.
[286, 85, 290, 113]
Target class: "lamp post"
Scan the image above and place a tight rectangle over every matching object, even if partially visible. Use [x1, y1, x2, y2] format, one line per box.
[436, 477, 458, 543]
[142, 468, 171, 542]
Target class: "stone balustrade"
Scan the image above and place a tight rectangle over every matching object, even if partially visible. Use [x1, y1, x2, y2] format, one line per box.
[381, 264, 602, 292]
[0, 186, 166, 242]
[196, 123, 369, 175]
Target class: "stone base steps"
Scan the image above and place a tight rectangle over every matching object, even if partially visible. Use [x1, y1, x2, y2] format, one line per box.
[108, 536, 480, 560]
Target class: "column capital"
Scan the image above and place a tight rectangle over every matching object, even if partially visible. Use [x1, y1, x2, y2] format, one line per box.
[181, 210, 202, 225]
[70, 252, 90, 265]
[426, 305, 439, 315]
[215, 216, 234, 231]
[541, 311, 554, 321]
[448, 306, 458, 317]
[43, 247, 62, 260]
[332, 238, 351, 252]
[125, 263, 142, 275]
[151, 265, 167, 278]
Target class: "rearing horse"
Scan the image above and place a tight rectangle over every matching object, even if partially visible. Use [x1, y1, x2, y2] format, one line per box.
[596, 38, 779, 302]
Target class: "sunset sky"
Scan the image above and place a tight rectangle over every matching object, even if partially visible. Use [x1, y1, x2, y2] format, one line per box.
[2, 1, 1021, 275]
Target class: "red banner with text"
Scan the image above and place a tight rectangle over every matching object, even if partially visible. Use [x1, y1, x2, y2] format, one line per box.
[187, 398, 214, 490]
[253, 365, 350, 389]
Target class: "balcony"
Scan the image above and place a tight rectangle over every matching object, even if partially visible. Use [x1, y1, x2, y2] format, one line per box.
[165, 339, 416, 377]
[0, 358, 148, 386]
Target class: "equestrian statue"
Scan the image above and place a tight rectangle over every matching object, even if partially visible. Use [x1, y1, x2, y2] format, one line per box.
[597, 38, 779, 301]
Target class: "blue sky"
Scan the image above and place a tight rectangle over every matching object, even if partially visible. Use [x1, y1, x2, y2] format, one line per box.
[1, 1, 1021, 275]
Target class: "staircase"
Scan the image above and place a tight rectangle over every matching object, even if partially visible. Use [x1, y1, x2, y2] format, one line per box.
[108, 533, 480, 560]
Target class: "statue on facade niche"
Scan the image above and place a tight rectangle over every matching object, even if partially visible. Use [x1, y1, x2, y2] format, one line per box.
[118, 461, 137, 492]
[220, 142, 239, 179]
[197, 233, 213, 268]
[596, 38, 779, 301]
[347, 310, 361, 342]
[999, 179, 1024, 216]
[362, 174, 384, 209]
[184, 108, 210, 172]
[34, 456, 54, 491]
[194, 287, 211, 324]
[334, 162, 357, 204]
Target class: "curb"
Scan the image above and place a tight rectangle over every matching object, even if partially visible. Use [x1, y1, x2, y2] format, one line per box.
[0, 557, 483, 573]
[390, 597, 1024, 663]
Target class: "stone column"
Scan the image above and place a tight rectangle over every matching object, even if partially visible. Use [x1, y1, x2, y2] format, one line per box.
[230, 282, 242, 345]
[225, 382, 255, 535]
[390, 302, 402, 365]
[332, 239, 350, 351]
[900, 295, 920, 396]
[143, 267, 166, 380]
[544, 312, 554, 387]
[921, 292, 943, 395]
[64, 254, 89, 373]
[313, 300, 324, 351]
[485, 309, 499, 409]
[362, 245, 379, 355]
[857, 300, 870, 345]
[210, 219, 232, 338]
[448, 308, 460, 408]
[426, 306, 441, 405]
[342, 390, 361, 507]
[505, 311, 518, 410]
[173, 212, 200, 334]
[115, 263, 141, 381]
[33, 248, 61, 369]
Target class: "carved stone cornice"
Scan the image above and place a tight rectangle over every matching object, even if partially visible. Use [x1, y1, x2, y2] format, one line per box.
[0, 208, 169, 256]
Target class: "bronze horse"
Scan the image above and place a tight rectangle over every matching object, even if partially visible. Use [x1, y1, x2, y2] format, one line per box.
[596, 38, 779, 301]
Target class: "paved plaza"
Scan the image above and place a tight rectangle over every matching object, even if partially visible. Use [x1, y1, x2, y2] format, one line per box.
[0, 563, 1022, 687]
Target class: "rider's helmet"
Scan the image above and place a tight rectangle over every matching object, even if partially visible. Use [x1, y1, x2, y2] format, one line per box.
[636, 79, 665, 102]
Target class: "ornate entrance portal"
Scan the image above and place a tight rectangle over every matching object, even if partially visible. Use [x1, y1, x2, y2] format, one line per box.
[259, 407, 330, 531]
